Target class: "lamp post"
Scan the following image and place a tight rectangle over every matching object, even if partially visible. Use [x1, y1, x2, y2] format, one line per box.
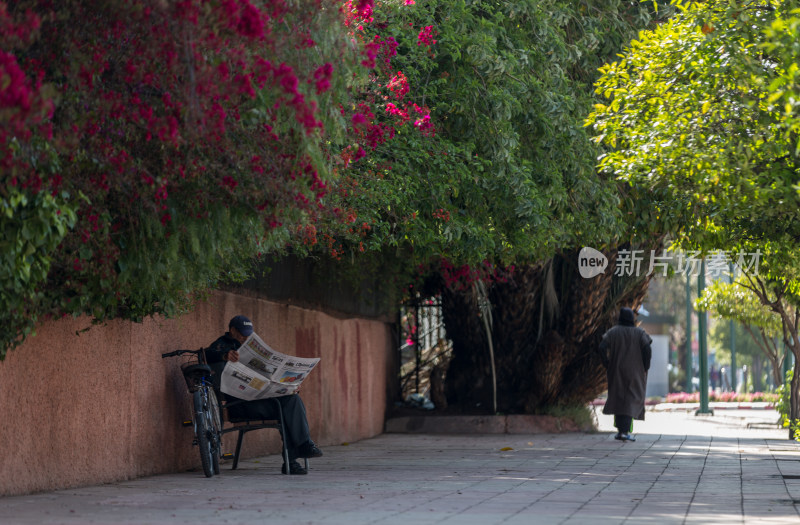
[697, 259, 713, 415]
[686, 273, 693, 393]
[729, 262, 737, 392]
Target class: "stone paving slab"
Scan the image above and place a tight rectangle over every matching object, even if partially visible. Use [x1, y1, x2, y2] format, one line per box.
[0, 410, 799, 524]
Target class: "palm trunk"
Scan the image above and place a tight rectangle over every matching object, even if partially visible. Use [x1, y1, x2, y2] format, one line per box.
[440, 244, 658, 414]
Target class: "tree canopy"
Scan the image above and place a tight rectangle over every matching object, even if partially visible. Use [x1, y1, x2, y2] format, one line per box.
[587, 0, 800, 435]
[587, 0, 800, 251]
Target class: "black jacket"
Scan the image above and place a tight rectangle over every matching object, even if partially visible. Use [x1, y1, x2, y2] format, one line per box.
[206, 332, 239, 364]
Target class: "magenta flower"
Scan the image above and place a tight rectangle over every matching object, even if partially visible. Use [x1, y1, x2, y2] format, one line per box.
[417, 25, 437, 47]
[386, 71, 409, 99]
[237, 1, 265, 39]
[361, 38, 380, 68]
[312, 63, 333, 94]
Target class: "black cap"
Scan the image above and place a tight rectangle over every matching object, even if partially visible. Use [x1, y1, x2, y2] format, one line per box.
[229, 315, 254, 336]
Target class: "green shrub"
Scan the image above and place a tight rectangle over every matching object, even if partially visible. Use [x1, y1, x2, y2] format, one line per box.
[776, 369, 799, 439]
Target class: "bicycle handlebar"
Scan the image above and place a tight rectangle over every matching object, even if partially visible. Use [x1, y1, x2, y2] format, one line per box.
[161, 349, 202, 359]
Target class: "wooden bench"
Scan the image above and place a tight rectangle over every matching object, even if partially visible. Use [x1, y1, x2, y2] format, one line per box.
[218, 396, 309, 473]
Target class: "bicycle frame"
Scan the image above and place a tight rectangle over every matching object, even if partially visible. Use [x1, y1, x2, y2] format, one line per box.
[162, 349, 223, 477]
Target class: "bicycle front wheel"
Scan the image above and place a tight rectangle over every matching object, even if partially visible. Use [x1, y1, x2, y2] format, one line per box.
[193, 390, 214, 478]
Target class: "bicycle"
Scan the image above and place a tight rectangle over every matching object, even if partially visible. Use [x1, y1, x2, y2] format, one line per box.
[161, 348, 224, 477]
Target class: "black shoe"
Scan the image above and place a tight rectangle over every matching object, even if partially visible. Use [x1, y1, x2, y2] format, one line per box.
[614, 432, 623, 440]
[619, 433, 636, 442]
[297, 442, 323, 459]
[281, 461, 308, 475]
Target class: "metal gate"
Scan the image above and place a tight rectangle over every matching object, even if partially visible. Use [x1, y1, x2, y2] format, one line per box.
[398, 295, 452, 407]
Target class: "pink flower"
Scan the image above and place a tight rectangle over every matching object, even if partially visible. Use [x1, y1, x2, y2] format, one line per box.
[236, 1, 265, 39]
[354, 146, 366, 161]
[253, 57, 273, 88]
[291, 94, 322, 134]
[417, 25, 437, 47]
[0, 51, 35, 136]
[386, 71, 409, 100]
[312, 63, 333, 94]
[385, 102, 409, 122]
[217, 62, 230, 81]
[355, 0, 374, 21]
[352, 112, 369, 127]
[222, 176, 238, 190]
[361, 38, 380, 68]
[379, 37, 398, 67]
[236, 73, 256, 98]
[411, 104, 435, 136]
[275, 63, 299, 94]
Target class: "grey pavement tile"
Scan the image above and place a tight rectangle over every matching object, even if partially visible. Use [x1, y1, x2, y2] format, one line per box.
[741, 511, 800, 525]
[683, 517, 744, 524]
[639, 495, 694, 505]
[571, 502, 633, 514]
[628, 507, 691, 520]
[518, 503, 584, 517]
[561, 519, 630, 525]
[502, 514, 565, 525]
[742, 487, 792, 497]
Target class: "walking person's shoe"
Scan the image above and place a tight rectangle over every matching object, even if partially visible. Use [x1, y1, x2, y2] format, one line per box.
[281, 461, 308, 475]
[297, 442, 324, 459]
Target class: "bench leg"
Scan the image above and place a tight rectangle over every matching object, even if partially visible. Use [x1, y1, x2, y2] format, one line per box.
[232, 429, 245, 470]
[273, 399, 293, 474]
[227, 400, 307, 475]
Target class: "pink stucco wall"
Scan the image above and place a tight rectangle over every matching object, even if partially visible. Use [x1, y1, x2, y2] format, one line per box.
[0, 291, 394, 496]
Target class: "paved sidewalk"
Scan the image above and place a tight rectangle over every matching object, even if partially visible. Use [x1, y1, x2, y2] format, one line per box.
[1, 410, 799, 524]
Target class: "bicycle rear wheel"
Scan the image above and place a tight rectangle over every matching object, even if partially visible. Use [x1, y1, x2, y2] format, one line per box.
[207, 389, 222, 475]
[193, 390, 214, 478]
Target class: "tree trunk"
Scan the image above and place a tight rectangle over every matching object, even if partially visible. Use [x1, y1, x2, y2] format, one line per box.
[774, 301, 800, 440]
[752, 354, 763, 393]
[739, 274, 800, 440]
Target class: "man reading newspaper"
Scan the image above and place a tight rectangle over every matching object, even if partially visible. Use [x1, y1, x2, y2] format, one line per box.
[206, 315, 323, 475]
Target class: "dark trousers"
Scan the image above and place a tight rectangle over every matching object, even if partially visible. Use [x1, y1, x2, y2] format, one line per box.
[226, 394, 312, 461]
[614, 414, 633, 434]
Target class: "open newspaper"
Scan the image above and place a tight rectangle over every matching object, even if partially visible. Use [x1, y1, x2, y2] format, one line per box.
[219, 332, 320, 400]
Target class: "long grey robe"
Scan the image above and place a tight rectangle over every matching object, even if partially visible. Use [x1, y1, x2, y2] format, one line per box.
[601, 324, 652, 420]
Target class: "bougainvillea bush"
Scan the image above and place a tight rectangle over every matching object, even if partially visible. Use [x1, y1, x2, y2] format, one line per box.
[0, 0, 366, 357]
[665, 392, 778, 404]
